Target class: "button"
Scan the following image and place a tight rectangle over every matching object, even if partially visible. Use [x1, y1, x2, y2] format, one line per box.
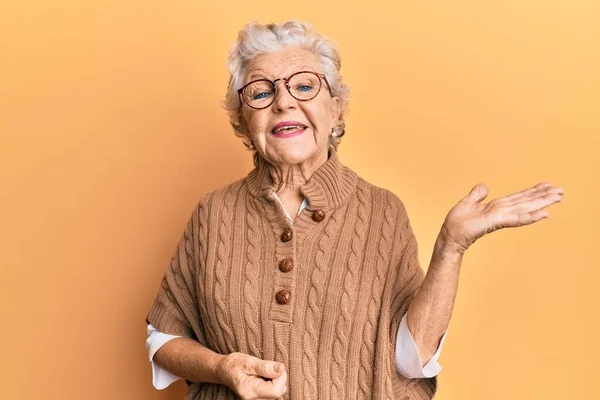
[276, 290, 291, 304]
[279, 258, 293, 272]
[312, 209, 326, 222]
[281, 229, 293, 242]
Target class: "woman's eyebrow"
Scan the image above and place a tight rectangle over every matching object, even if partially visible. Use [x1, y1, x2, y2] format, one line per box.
[246, 70, 268, 81]
[246, 67, 318, 82]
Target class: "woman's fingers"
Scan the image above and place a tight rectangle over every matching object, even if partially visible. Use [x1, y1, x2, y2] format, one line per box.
[246, 358, 284, 380]
[247, 370, 288, 399]
[509, 191, 563, 214]
[224, 353, 288, 400]
[501, 208, 550, 228]
[493, 189, 563, 228]
[462, 183, 489, 204]
[236, 357, 287, 399]
[496, 182, 554, 205]
[271, 369, 288, 395]
[497, 184, 565, 211]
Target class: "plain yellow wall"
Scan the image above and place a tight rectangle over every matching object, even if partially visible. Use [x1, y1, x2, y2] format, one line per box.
[1, 1, 598, 399]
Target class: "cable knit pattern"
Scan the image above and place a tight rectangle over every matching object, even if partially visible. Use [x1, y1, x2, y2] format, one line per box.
[213, 183, 239, 354]
[273, 323, 289, 381]
[243, 195, 263, 357]
[196, 199, 219, 350]
[301, 210, 340, 398]
[146, 147, 438, 399]
[331, 184, 369, 399]
[358, 193, 395, 399]
[146, 215, 199, 340]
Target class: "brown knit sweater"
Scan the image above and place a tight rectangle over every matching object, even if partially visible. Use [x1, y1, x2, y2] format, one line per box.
[146, 148, 437, 399]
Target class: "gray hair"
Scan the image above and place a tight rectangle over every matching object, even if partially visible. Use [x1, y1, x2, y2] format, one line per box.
[222, 20, 350, 165]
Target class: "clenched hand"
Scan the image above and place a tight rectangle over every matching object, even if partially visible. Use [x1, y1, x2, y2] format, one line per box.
[216, 352, 288, 400]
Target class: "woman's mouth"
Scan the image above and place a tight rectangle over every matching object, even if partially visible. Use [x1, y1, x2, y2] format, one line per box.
[271, 125, 308, 138]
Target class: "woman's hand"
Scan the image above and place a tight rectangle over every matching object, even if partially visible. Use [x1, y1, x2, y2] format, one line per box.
[439, 182, 565, 254]
[216, 352, 288, 400]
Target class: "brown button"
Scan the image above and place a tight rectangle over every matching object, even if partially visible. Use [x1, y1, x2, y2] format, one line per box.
[312, 209, 326, 222]
[276, 290, 291, 304]
[279, 258, 294, 272]
[281, 229, 293, 242]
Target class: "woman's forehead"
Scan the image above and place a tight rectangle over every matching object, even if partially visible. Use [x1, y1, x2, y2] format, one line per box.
[245, 48, 321, 81]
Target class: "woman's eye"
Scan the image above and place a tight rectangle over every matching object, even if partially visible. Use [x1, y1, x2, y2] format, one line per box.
[252, 92, 271, 100]
[253, 92, 271, 100]
[297, 85, 313, 92]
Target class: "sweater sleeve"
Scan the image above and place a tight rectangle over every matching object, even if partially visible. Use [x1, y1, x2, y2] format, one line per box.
[387, 197, 432, 375]
[387, 197, 439, 396]
[145, 204, 206, 342]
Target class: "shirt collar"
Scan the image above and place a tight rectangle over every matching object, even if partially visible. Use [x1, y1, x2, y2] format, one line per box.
[272, 194, 308, 224]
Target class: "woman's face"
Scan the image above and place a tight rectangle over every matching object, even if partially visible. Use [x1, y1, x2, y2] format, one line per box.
[240, 47, 341, 168]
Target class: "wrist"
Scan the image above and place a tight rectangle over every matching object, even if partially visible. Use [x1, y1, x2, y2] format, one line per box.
[435, 227, 467, 256]
[212, 353, 229, 386]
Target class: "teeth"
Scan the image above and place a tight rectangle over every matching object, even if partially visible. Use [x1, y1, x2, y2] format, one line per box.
[273, 125, 306, 134]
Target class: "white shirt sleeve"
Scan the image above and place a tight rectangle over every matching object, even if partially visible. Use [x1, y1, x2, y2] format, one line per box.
[146, 324, 184, 389]
[395, 313, 448, 378]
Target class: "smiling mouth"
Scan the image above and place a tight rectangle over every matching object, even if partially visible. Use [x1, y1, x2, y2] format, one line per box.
[271, 125, 308, 134]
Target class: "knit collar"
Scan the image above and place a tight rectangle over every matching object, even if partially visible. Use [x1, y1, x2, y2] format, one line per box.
[246, 147, 358, 210]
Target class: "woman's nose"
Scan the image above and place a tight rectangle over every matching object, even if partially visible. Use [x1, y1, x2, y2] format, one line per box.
[272, 81, 297, 112]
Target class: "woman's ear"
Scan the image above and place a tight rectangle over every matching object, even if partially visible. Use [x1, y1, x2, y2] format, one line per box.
[232, 114, 247, 135]
[331, 95, 342, 125]
[234, 115, 255, 149]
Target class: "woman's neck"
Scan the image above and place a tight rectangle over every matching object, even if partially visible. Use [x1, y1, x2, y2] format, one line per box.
[271, 149, 330, 199]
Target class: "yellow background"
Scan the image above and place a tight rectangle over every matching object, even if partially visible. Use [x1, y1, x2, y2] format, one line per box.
[1, 1, 598, 399]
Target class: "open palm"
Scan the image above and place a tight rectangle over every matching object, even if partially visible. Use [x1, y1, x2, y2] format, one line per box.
[441, 182, 565, 253]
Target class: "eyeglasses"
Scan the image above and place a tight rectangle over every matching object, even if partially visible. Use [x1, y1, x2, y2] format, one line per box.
[237, 71, 332, 110]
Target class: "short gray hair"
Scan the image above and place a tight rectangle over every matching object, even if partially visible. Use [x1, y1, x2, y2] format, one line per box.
[222, 20, 350, 164]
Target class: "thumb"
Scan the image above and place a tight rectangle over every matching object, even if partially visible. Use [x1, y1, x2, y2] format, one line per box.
[252, 359, 284, 379]
[463, 183, 489, 204]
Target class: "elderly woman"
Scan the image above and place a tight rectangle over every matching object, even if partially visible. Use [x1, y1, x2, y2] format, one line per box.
[145, 21, 564, 400]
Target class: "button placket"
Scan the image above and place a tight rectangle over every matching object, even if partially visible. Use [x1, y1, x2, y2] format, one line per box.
[270, 224, 296, 319]
[275, 228, 293, 305]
